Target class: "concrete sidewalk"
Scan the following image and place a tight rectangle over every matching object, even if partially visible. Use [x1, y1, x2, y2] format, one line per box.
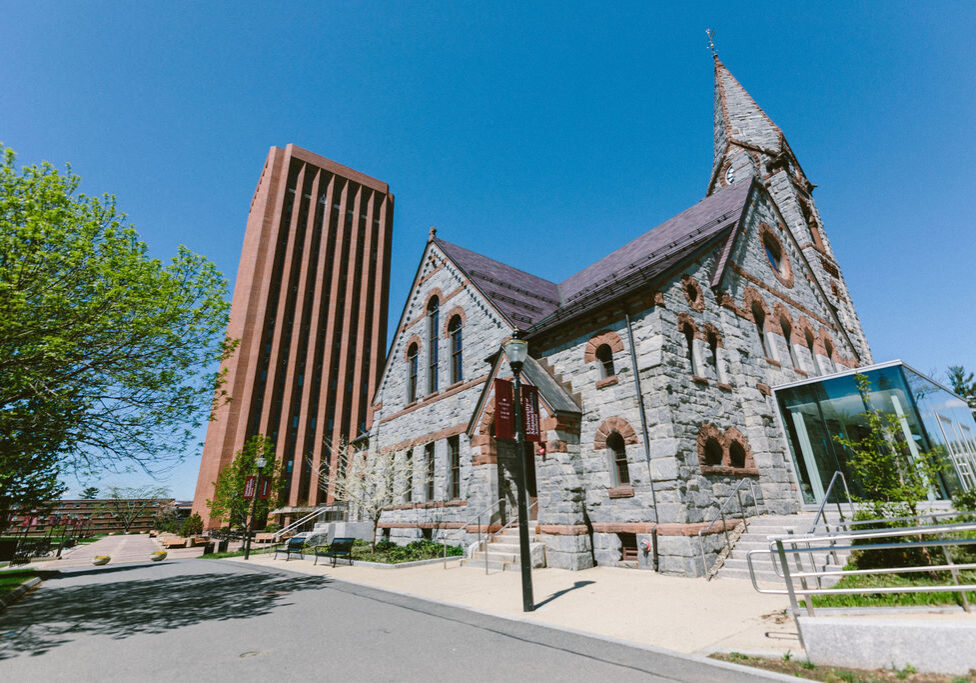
[230, 553, 801, 658]
[21, 533, 204, 570]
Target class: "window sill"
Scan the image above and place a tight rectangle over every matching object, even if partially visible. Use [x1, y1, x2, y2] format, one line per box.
[692, 375, 709, 385]
[424, 391, 439, 400]
[595, 376, 619, 389]
[765, 357, 781, 367]
[700, 466, 759, 477]
[793, 368, 808, 377]
[608, 486, 635, 498]
[716, 382, 733, 392]
[446, 380, 465, 391]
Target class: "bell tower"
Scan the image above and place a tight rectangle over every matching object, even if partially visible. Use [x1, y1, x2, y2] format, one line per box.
[707, 56, 872, 364]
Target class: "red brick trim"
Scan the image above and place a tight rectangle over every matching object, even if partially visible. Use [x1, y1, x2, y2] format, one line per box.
[594, 417, 639, 449]
[765, 357, 781, 367]
[583, 330, 624, 363]
[681, 274, 706, 312]
[589, 520, 739, 537]
[756, 382, 771, 396]
[385, 499, 468, 511]
[442, 306, 466, 338]
[379, 375, 488, 425]
[403, 334, 423, 361]
[758, 222, 794, 289]
[692, 375, 709, 385]
[676, 311, 700, 339]
[608, 487, 635, 499]
[379, 423, 469, 455]
[697, 423, 758, 475]
[464, 524, 504, 534]
[538, 524, 588, 536]
[730, 264, 837, 331]
[701, 322, 724, 349]
[716, 382, 732, 392]
[595, 376, 619, 389]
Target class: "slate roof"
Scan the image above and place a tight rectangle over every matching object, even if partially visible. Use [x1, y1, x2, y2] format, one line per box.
[434, 238, 560, 327]
[435, 182, 752, 335]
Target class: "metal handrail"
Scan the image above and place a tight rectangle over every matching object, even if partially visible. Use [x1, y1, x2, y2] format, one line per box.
[746, 520, 976, 647]
[806, 470, 856, 535]
[480, 500, 538, 573]
[273, 507, 333, 541]
[698, 478, 761, 578]
[462, 498, 505, 574]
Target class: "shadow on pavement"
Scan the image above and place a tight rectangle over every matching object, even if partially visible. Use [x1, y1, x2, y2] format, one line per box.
[534, 580, 595, 610]
[0, 567, 329, 659]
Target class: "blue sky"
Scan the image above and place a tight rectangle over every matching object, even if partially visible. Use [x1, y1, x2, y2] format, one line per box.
[3, 2, 974, 499]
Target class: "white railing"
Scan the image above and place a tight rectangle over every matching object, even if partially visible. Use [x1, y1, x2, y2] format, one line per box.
[698, 478, 761, 578]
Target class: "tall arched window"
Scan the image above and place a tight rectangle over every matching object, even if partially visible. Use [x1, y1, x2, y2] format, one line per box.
[449, 315, 463, 384]
[824, 340, 835, 372]
[707, 331, 720, 379]
[607, 431, 630, 486]
[407, 343, 419, 402]
[681, 323, 695, 372]
[805, 331, 819, 376]
[752, 306, 770, 358]
[427, 297, 439, 393]
[781, 320, 799, 370]
[704, 438, 723, 466]
[596, 343, 615, 378]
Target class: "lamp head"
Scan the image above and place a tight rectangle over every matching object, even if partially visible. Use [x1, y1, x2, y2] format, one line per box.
[502, 330, 529, 367]
[255, 457, 268, 470]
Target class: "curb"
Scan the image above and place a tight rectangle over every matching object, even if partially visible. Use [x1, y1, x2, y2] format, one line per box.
[0, 576, 41, 611]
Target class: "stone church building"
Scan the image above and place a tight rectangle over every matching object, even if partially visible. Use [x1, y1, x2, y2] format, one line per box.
[359, 57, 874, 576]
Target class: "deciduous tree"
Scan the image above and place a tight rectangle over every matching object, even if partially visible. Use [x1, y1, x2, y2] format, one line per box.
[947, 365, 976, 420]
[103, 485, 170, 533]
[206, 435, 284, 530]
[0, 146, 235, 530]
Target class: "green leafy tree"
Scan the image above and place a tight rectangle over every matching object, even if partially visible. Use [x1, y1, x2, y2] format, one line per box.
[0, 146, 235, 531]
[206, 435, 284, 530]
[947, 365, 976, 420]
[80, 486, 100, 500]
[103, 485, 170, 533]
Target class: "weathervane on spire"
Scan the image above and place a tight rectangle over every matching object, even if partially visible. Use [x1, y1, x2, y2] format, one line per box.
[705, 28, 718, 57]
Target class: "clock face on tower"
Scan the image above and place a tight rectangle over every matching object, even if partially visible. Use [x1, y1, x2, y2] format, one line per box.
[725, 165, 735, 185]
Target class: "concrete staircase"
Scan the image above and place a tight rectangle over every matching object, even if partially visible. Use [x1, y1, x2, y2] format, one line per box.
[713, 511, 850, 585]
[462, 526, 547, 571]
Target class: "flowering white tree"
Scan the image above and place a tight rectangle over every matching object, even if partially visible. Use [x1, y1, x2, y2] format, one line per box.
[323, 439, 412, 550]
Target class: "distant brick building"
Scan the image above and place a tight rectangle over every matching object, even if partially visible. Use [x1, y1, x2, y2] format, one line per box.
[9, 498, 173, 535]
[360, 57, 881, 576]
[192, 145, 394, 526]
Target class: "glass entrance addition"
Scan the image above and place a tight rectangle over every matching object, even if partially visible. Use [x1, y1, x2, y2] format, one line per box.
[774, 361, 974, 505]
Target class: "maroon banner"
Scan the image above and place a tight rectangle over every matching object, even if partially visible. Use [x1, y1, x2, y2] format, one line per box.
[258, 477, 271, 500]
[521, 384, 541, 442]
[243, 475, 257, 500]
[494, 378, 514, 440]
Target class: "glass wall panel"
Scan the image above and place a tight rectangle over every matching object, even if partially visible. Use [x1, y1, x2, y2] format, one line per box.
[775, 362, 974, 505]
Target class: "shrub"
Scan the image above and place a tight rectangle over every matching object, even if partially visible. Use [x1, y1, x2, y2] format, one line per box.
[180, 513, 203, 537]
[952, 488, 976, 512]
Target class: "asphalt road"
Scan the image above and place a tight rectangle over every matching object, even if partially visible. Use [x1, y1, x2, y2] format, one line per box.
[0, 558, 784, 682]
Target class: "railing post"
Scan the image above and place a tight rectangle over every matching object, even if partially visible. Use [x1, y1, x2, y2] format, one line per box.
[775, 538, 806, 651]
[934, 513, 970, 612]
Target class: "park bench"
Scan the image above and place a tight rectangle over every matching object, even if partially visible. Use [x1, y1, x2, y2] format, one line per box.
[272, 536, 306, 561]
[313, 537, 355, 567]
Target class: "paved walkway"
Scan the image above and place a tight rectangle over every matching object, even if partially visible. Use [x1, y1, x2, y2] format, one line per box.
[23, 534, 204, 570]
[232, 553, 801, 657]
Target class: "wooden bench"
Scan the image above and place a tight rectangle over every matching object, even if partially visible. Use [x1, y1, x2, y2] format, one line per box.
[313, 537, 355, 567]
[272, 536, 306, 561]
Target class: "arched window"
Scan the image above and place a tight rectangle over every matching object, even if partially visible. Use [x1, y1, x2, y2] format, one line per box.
[596, 343, 615, 378]
[704, 438, 723, 466]
[729, 441, 746, 469]
[763, 235, 783, 275]
[681, 323, 696, 372]
[824, 340, 835, 372]
[407, 343, 419, 402]
[607, 431, 630, 486]
[805, 331, 819, 376]
[448, 315, 463, 383]
[752, 306, 770, 358]
[707, 331, 720, 378]
[781, 320, 799, 370]
[427, 297, 439, 393]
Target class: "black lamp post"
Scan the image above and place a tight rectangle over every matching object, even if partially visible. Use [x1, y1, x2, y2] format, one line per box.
[502, 331, 535, 613]
[243, 456, 267, 560]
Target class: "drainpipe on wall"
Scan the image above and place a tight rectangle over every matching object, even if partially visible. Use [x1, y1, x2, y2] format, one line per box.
[625, 311, 660, 571]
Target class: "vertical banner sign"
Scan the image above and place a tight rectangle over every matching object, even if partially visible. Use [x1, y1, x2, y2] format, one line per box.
[494, 378, 514, 440]
[522, 384, 541, 442]
[258, 477, 271, 500]
[243, 475, 257, 500]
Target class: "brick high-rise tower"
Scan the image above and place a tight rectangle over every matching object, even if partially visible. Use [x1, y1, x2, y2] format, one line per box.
[192, 145, 394, 525]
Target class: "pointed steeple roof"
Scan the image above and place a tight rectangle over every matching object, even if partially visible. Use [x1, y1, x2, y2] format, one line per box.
[710, 56, 795, 193]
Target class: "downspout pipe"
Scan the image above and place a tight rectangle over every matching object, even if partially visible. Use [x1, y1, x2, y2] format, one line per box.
[625, 311, 660, 571]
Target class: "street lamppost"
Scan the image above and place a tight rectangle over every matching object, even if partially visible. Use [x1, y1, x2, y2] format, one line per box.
[243, 456, 267, 560]
[502, 331, 535, 613]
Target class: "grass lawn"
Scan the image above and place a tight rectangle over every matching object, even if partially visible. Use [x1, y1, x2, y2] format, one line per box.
[0, 569, 39, 599]
[811, 569, 976, 609]
[199, 539, 464, 564]
[711, 651, 973, 682]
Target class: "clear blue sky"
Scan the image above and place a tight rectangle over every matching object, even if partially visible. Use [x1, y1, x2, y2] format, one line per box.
[3, 2, 974, 499]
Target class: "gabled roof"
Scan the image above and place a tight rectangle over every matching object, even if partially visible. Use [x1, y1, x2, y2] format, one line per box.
[434, 182, 753, 338]
[435, 238, 560, 327]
